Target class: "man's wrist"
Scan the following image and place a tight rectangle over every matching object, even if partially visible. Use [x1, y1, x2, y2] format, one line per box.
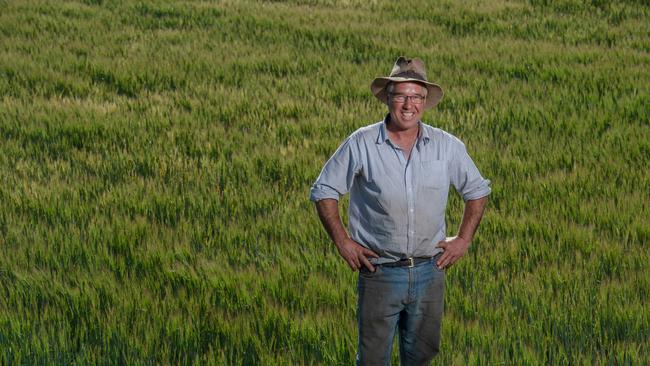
[457, 234, 471, 241]
[333, 236, 350, 248]
[456, 235, 472, 247]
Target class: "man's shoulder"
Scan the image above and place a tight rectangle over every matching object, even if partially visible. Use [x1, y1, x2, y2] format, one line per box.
[348, 120, 383, 142]
[420, 122, 464, 146]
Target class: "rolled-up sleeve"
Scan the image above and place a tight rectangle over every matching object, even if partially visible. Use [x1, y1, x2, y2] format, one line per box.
[448, 139, 491, 201]
[310, 136, 361, 202]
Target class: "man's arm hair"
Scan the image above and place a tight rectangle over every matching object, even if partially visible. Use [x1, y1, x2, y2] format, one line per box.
[314, 198, 349, 245]
[457, 195, 489, 243]
[436, 195, 488, 269]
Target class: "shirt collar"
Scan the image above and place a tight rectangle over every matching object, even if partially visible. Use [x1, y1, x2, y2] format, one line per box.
[377, 114, 430, 145]
[377, 115, 390, 145]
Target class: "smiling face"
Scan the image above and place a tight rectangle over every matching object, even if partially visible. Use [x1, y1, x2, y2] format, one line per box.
[387, 81, 428, 132]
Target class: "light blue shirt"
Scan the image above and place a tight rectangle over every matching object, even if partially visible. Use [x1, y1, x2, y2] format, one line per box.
[310, 116, 491, 264]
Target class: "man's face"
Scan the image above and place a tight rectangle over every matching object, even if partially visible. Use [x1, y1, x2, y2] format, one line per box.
[387, 82, 427, 132]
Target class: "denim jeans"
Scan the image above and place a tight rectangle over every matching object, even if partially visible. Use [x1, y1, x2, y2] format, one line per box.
[356, 256, 445, 366]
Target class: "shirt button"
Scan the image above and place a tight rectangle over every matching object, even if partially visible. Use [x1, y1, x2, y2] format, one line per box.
[409, 230, 414, 234]
[409, 208, 414, 212]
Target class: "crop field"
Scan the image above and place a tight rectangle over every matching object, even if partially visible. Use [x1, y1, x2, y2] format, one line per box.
[0, 0, 649, 364]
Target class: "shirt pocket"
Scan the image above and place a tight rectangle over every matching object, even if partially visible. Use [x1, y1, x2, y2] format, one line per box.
[420, 160, 448, 189]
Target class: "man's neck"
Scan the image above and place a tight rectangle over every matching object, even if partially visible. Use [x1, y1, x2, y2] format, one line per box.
[385, 118, 420, 160]
[386, 119, 420, 144]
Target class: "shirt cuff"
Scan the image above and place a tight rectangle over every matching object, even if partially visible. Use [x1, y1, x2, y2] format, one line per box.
[309, 184, 341, 202]
[462, 179, 492, 201]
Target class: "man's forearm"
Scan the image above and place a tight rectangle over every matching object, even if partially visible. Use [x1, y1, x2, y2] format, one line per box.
[457, 195, 489, 243]
[314, 198, 349, 245]
[315, 198, 378, 271]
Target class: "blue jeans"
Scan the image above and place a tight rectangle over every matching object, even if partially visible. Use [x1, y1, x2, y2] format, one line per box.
[356, 256, 445, 366]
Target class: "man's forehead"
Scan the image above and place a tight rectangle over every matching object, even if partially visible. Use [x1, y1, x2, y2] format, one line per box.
[392, 82, 427, 94]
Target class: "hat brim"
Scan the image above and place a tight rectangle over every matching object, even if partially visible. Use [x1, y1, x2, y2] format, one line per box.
[371, 77, 444, 110]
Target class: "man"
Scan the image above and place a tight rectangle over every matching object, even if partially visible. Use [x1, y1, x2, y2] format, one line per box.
[310, 57, 491, 365]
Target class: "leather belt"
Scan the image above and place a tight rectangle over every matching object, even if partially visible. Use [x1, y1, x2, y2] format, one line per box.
[379, 257, 432, 268]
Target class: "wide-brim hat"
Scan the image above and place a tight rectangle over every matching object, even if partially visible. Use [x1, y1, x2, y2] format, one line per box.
[371, 56, 444, 110]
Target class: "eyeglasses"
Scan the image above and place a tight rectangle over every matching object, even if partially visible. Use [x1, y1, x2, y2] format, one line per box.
[389, 93, 426, 104]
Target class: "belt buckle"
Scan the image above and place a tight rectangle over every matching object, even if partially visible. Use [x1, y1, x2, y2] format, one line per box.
[407, 257, 414, 268]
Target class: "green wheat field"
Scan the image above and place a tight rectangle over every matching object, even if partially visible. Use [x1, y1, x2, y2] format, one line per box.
[1, 0, 649, 364]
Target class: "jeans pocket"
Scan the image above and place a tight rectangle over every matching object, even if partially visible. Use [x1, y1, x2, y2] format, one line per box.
[359, 265, 381, 278]
[432, 254, 445, 273]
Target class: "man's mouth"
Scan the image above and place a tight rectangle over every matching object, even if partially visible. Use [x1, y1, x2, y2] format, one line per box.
[401, 112, 415, 119]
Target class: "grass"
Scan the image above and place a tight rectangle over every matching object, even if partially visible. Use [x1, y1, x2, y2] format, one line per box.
[0, 0, 648, 364]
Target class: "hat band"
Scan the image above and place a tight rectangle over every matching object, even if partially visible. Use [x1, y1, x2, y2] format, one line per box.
[391, 70, 426, 81]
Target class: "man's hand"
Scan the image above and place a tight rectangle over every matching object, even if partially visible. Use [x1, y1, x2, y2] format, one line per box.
[436, 236, 471, 269]
[336, 238, 379, 272]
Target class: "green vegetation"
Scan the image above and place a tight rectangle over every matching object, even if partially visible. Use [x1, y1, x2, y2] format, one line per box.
[0, 0, 648, 364]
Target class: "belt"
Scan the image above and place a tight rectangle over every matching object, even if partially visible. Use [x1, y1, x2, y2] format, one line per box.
[379, 257, 433, 268]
